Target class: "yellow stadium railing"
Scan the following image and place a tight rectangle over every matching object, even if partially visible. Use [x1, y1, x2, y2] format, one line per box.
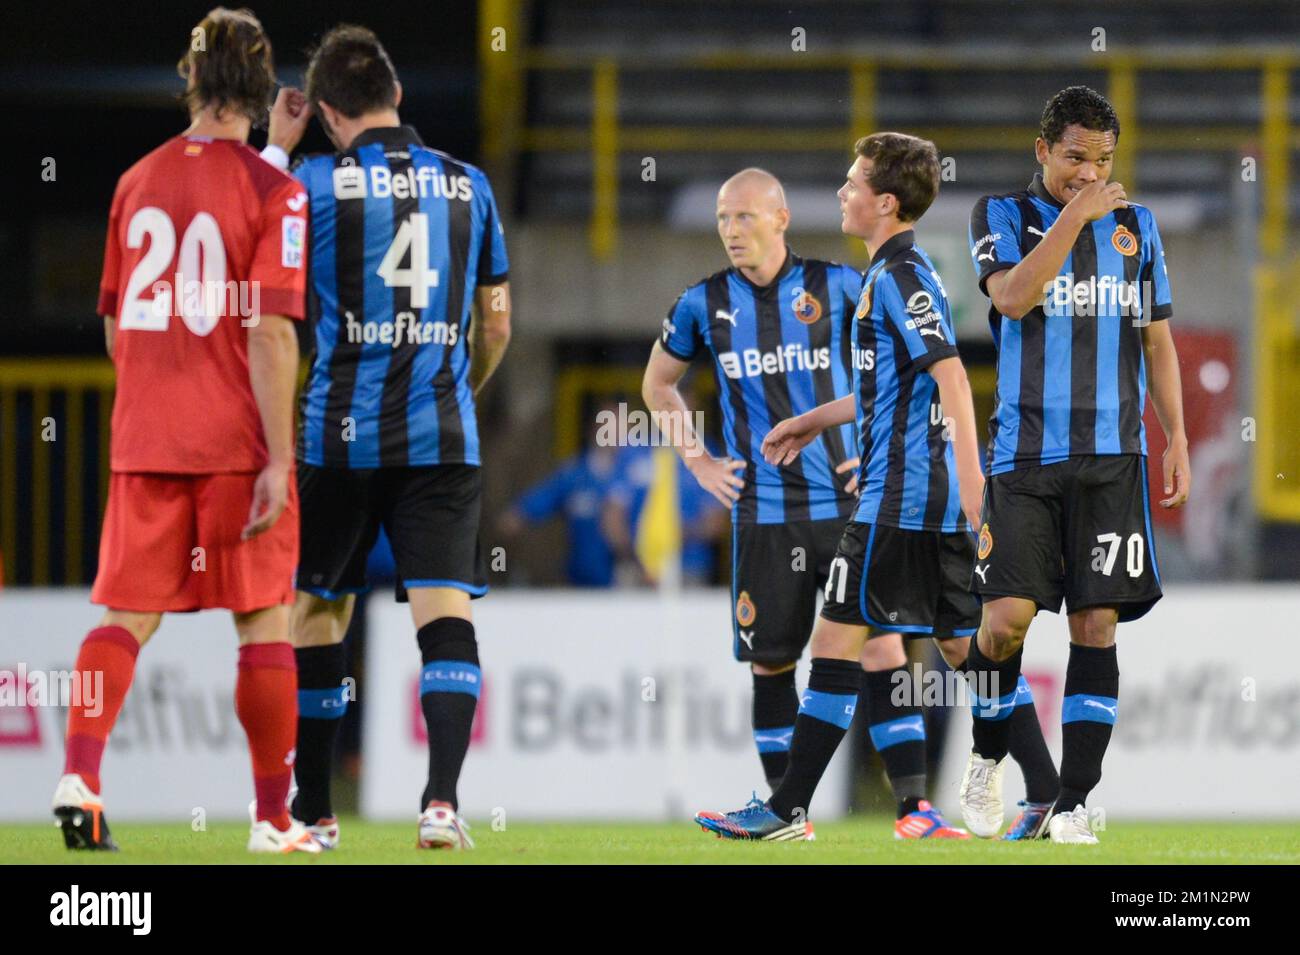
[0, 359, 115, 586]
[1254, 258, 1300, 522]
[483, 46, 1299, 260]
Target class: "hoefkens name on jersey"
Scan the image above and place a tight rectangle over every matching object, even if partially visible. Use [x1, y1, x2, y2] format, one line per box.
[332, 162, 475, 202]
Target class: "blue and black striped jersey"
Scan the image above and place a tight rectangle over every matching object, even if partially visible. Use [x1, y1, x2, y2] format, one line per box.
[969, 173, 1172, 475]
[294, 125, 509, 469]
[660, 253, 860, 525]
[851, 230, 966, 533]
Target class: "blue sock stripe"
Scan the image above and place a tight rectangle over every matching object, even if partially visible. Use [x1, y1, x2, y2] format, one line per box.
[972, 687, 1018, 722]
[1062, 693, 1118, 725]
[798, 689, 856, 729]
[298, 686, 349, 719]
[753, 725, 794, 753]
[420, 660, 482, 699]
[868, 714, 927, 750]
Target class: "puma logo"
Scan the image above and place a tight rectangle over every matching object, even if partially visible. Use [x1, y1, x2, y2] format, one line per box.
[974, 564, 989, 583]
[715, 308, 739, 326]
[1082, 699, 1118, 717]
[977, 250, 996, 262]
[738, 629, 755, 649]
[1027, 226, 1046, 238]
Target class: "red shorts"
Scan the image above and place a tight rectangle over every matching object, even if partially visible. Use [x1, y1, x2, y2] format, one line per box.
[91, 472, 298, 614]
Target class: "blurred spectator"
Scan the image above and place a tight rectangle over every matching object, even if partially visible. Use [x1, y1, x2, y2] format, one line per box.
[498, 442, 626, 587]
[603, 443, 728, 587]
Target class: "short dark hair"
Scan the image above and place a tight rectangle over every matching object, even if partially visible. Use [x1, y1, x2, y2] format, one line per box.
[176, 7, 276, 126]
[305, 24, 399, 118]
[1040, 85, 1120, 146]
[853, 132, 941, 223]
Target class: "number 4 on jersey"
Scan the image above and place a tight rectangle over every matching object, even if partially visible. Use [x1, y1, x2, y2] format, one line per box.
[378, 213, 440, 308]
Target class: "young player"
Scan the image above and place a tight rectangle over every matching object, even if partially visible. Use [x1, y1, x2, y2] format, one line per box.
[960, 86, 1188, 843]
[260, 25, 511, 850]
[644, 167, 965, 839]
[695, 132, 1051, 841]
[52, 7, 318, 853]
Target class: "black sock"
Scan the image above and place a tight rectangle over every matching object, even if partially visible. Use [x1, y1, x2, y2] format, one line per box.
[293, 643, 348, 823]
[966, 638, 1022, 762]
[861, 666, 927, 818]
[769, 658, 860, 822]
[1005, 675, 1060, 805]
[416, 618, 480, 812]
[1055, 643, 1119, 813]
[752, 668, 798, 792]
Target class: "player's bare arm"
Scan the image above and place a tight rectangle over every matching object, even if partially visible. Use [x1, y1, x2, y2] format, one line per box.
[986, 180, 1128, 320]
[761, 394, 855, 467]
[641, 340, 744, 507]
[243, 313, 298, 540]
[102, 315, 115, 359]
[1141, 319, 1190, 508]
[266, 87, 312, 156]
[929, 356, 985, 531]
[469, 281, 511, 394]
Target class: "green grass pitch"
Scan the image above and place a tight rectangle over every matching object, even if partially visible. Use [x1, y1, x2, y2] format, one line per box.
[3, 818, 1297, 864]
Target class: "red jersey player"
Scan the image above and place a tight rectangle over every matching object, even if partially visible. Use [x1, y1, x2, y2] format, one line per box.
[52, 7, 319, 854]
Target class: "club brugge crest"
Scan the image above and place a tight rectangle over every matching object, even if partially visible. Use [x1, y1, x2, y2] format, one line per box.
[736, 590, 757, 627]
[792, 291, 822, 325]
[977, 523, 993, 560]
[1111, 224, 1138, 257]
[855, 287, 872, 321]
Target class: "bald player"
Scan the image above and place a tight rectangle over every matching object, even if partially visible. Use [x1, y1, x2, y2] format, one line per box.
[643, 168, 957, 838]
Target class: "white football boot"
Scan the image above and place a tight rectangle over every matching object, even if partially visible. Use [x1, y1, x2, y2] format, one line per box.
[52, 773, 119, 851]
[248, 818, 324, 854]
[417, 801, 475, 849]
[958, 751, 1006, 838]
[249, 785, 340, 849]
[1048, 804, 1099, 845]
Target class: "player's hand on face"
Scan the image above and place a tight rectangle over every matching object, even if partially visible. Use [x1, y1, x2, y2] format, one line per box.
[268, 87, 312, 155]
[761, 414, 820, 466]
[687, 453, 745, 508]
[1068, 180, 1128, 222]
[835, 457, 860, 496]
[241, 461, 291, 540]
[1160, 438, 1191, 508]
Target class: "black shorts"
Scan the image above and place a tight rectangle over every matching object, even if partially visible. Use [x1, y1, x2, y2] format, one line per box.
[973, 454, 1162, 622]
[819, 522, 981, 637]
[731, 519, 844, 664]
[296, 463, 487, 602]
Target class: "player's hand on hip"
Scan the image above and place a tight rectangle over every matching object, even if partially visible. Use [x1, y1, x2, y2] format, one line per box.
[241, 461, 291, 540]
[835, 457, 860, 496]
[687, 454, 745, 508]
[1067, 180, 1128, 222]
[268, 87, 312, 155]
[761, 414, 820, 466]
[1160, 438, 1191, 508]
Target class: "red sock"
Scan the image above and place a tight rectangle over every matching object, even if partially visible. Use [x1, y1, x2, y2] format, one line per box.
[236, 642, 298, 831]
[64, 626, 141, 795]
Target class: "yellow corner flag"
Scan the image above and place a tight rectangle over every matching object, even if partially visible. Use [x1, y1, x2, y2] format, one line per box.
[635, 447, 682, 586]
